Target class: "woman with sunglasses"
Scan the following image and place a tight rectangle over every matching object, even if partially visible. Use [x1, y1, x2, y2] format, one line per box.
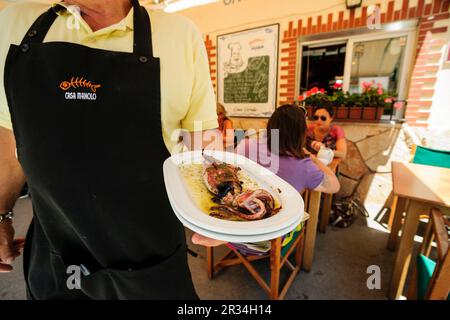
[306, 105, 347, 159]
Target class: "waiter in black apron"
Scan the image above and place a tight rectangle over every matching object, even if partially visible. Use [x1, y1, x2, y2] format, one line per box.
[0, 0, 216, 299]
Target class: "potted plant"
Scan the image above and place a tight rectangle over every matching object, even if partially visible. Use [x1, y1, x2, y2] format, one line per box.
[328, 83, 349, 119]
[297, 81, 397, 122]
[298, 87, 328, 118]
[355, 81, 396, 121]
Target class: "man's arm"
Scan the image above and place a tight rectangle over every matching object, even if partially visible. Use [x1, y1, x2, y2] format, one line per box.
[183, 129, 223, 151]
[0, 127, 26, 272]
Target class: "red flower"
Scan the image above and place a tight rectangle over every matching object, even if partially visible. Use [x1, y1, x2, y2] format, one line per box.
[320, 88, 325, 94]
[306, 91, 311, 97]
[361, 82, 370, 93]
[333, 83, 342, 89]
[298, 95, 304, 101]
[311, 87, 319, 94]
[394, 102, 403, 109]
[377, 83, 383, 95]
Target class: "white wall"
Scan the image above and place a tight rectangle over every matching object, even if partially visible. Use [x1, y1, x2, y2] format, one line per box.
[179, 0, 396, 37]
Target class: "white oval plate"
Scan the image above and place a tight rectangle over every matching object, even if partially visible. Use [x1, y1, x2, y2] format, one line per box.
[163, 150, 304, 236]
[173, 204, 302, 243]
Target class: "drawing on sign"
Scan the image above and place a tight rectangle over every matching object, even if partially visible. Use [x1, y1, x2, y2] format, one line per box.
[217, 24, 279, 117]
[224, 56, 269, 103]
[224, 42, 245, 75]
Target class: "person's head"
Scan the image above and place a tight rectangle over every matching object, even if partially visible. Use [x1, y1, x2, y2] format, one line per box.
[216, 102, 226, 114]
[266, 104, 307, 159]
[216, 103, 227, 121]
[312, 105, 334, 130]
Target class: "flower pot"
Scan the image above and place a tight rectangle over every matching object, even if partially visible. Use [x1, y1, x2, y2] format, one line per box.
[334, 106, 350, 119]
[349, 107, 362, 119]
[346, 106, 384, 121]
[362, 106, 384, 120]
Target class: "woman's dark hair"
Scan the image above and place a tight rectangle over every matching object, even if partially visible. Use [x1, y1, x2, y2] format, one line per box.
[313, 105, 334, 118]
[266, 104, 307, 159]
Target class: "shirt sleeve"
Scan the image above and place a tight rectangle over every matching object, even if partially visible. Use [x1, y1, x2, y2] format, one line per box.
[0, 110, 13, 130]
[305, 158, 325, 190]
[0, 8, 14, 130]
[181, 26, 218, 132]
[332, 125, 345, 140]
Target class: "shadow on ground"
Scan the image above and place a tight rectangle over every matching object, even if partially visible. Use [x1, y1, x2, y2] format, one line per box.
[1, 197, 408, 300]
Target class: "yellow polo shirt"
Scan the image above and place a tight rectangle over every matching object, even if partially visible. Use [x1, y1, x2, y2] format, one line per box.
[0, 2, 218, 153]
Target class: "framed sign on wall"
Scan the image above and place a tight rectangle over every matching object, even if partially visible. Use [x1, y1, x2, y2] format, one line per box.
[217, 24, 279, 117]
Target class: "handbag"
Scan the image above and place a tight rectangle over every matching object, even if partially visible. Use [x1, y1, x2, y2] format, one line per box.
[329, 197, 369, 228]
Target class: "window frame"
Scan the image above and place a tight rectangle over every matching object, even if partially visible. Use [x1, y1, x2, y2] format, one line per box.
[296, 20, 417, 120]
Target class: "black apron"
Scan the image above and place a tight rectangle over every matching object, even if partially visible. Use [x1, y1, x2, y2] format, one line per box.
[4, 0, 198, 300]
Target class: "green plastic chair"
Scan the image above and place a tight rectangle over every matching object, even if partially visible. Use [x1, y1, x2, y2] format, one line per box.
[416, 255, 450, 300]
[408, 208, 450, 300]
[412, 145, 450, 169]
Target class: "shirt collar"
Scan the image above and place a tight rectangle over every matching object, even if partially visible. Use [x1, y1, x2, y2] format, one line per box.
[51, 1, 134, 32]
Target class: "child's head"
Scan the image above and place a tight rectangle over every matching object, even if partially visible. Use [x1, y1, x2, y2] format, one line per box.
[266, 104, 307, 159]
[216, 103, 227, 117]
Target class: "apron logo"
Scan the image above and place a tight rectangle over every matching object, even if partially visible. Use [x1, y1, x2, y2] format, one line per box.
[60, 77, 101, 101]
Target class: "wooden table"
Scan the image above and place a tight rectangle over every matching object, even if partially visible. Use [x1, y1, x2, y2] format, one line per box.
[302, 158, 341, 271]
[388, 162, 450, 299]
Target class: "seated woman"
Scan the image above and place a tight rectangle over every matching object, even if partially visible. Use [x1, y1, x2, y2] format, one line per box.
[306, 105, 347, 159]
[192, 104, 340, 247]
[216, 103, 234, 150]
[236, 104, 340, 194]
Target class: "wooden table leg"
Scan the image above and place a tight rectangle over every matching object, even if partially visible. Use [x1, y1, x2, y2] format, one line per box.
[387, 193, 397, 230]
[206, 246, 214, 280]
[387, 197, 408, 251]
[388, 200, 423, 299]
[319, 193, 333, 233]
[302, 191, 321, 272]
[270, 237, 282, 300]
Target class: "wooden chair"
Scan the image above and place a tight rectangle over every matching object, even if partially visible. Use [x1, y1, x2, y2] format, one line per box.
[387, 145, 450, 250]
[206, 215, 309, 300]
[406, 208, 450, 300]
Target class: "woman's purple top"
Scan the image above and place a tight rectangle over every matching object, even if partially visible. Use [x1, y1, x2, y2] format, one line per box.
[236, 135, 324, 193]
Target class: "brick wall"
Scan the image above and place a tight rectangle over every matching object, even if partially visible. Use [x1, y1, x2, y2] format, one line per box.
[204, 0, 450, 127]
[405, 2, 450, 126]
[204, 35, 217, 92]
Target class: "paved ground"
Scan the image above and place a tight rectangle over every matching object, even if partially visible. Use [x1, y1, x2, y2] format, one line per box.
[1, 197, 413, 300]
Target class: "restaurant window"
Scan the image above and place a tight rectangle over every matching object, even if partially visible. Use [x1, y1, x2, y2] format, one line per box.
[349, 37, 407, 95]
[297, 23, 416, 120]
[300, 42, 346, 93]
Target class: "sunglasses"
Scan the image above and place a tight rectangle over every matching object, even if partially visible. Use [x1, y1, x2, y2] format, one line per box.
[313, 115, 328, 121]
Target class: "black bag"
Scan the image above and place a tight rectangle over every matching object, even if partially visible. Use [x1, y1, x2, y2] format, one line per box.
[329, 197, 369, 228]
